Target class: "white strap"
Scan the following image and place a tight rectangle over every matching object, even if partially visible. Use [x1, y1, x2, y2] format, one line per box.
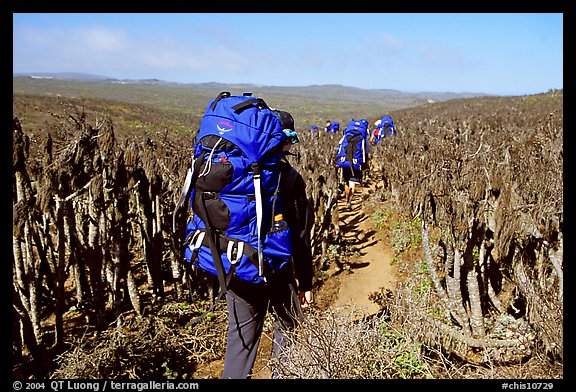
[226, 241, 244, 265]
[188, 230, 205, 251]
[199, 137, 223, 177]
[337, 136, 345, 153]
[253, 172, 264, 276]
[236, 242, 244, 264]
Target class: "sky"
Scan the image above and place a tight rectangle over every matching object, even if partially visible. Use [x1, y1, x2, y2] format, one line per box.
[12, 13, 564, 96]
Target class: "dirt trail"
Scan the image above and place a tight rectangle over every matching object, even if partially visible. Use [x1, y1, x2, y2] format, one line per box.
[330, 187, 397, 317]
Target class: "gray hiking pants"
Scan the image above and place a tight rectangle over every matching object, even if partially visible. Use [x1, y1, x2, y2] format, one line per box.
[221, 269, 301, 379]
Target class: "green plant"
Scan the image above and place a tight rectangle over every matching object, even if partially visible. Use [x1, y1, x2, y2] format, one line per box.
[390, 217, 422, 255]
[371, 210, 391, 229]
[415, 279, 432, 295]
[393, 344, 432, 379]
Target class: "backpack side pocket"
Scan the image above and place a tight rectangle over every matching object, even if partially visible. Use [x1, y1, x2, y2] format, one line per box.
[263, 225, 292, 271]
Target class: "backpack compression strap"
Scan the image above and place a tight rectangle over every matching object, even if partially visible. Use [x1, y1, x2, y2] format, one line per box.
[185, 229, 260, 273]
[209, 91, 268, 113]
[197, 193, 229, 296]
[361, 136, 367, 164]
[251, 161, 283, 280]
[232, 98, 268, 112]
[251, 163, 265, 278]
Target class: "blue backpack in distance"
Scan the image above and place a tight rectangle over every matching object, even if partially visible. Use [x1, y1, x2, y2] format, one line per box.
[330, 122, 340, 133]
[372, 123, 384, 145]
[336, 118, 369, 172]
[178, 92, 293, 297]
[381, 115, 397, 136]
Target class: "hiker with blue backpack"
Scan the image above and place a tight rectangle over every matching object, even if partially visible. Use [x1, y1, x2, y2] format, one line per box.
[370, 119, 384, 146]
[370, 114, 397, 146]
[174, 93, 313, 379]
[329, 121, 340, 133]
[381, 113, 397, 136]
[335, 118, 370, 211]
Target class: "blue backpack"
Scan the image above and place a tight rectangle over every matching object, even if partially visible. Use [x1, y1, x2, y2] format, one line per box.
[336, 119, 369, 172]
[372, 124, 384, 145]
[330, 122, 340, 133]
[175, 92, 293, 297]
[381, 115, 396, 136]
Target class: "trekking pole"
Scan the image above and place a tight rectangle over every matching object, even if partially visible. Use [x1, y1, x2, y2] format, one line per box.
[289, 280, 305, 323]
[288, 260, 305, 322]
[172, 167, 193, 232]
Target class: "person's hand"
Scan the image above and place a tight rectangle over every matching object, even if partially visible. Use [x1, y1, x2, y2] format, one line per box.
[299, 290, 314, 309]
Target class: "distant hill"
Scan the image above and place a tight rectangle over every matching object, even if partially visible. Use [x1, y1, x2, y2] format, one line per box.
[12, 72, 490, 104]
[13, 72, 114, 81]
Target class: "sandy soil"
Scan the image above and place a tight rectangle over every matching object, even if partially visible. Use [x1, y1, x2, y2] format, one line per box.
[331, 192, 397, 317]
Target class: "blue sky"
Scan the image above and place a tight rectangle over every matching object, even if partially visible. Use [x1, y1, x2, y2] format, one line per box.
[13, 13, 563, 96]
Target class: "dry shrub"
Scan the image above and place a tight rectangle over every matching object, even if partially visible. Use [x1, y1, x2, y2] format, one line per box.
[271, 273, 561, 380]
[385, 271, 562, 379]
[270, 304, 433, 379]
[50, 302, 228, 379]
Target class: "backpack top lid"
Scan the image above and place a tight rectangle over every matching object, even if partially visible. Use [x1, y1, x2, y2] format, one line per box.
[344, 118, 369, 137]
[198, 92, 287, 163]
[381, 115, 393, 125]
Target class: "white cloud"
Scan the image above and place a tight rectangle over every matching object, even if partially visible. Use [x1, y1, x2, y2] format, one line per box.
[138, 43, 251, 73]
[415, 42, 476, 72]
[75, 26, 128, 52]
[15, 25, 128, 54]
[362, 32, 405, 55]
[376, 32, 405, 52]
[13, 24, 257, 77]
[14, 26, 129, 72]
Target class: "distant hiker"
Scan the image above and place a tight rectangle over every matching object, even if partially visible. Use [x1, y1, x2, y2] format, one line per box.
[370, 119, 384, 146]
[381, 113, 397, 136]
[335, 118, 370, 211]
[330, 121, 340, 133]
[324, 120, 332, 132]
[371, 114, 397, 145]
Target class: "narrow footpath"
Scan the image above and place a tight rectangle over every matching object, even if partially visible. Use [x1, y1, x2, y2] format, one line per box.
[330, 184, 397, 317]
